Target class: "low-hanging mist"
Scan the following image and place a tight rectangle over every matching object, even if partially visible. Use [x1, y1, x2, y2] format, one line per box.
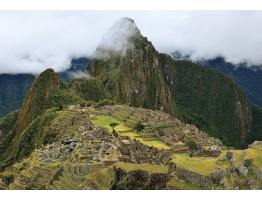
[1, 11, 262, 74]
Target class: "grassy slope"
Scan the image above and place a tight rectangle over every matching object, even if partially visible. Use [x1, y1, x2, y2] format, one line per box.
[172, 152, 230, 175]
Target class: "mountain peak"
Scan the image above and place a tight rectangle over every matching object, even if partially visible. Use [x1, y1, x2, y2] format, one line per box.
[93, 17, 143, 59]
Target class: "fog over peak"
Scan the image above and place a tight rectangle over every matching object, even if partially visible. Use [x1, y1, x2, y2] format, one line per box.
[0, 11, 262, 74]
[93, 17, 141, 59]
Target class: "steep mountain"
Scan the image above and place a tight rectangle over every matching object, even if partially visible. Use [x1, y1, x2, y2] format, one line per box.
[68, 77, 107, 102]
[200, 57, 262, 107]
[0, 58, 89, 117]
[87, 17, 255, 147]
[0, 69, 85, 169]
[88, 18, 176, 116]
[172, 54, 262, 107]
[160, 55, 253, 147]
[0, 110, 19, 159]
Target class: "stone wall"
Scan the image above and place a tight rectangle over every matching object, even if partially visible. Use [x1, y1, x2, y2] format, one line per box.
[168, 162, 212, 189]
[63, 160, 117, 175]
[49, 167, 63, 185]
[118, 138, 172, 165]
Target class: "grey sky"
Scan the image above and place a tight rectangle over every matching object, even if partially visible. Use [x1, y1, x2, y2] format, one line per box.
[0, 11, 262, 74]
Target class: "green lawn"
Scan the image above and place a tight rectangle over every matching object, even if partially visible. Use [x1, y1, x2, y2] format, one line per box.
[91, 115, 170, 149]
[172, 152, 229, 175]
[246, 146, 262, 170]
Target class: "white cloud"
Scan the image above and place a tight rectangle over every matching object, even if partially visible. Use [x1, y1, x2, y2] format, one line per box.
[0, 11, 262, 74]
[93, 17, 140, 59]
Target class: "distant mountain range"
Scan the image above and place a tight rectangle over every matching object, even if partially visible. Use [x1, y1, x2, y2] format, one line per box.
[172, 52, 262, 107]
[0, 58, 89, 117]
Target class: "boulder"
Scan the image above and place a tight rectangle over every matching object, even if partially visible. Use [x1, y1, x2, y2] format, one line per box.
[235, 165, 248, 177]
[226, 151, 233, 162]
[211, 169, 227, 184]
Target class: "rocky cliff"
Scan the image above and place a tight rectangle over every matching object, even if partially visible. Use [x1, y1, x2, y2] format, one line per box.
[88, 18, 176, 116]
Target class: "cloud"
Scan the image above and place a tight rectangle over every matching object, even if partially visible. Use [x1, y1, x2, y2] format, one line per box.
[0, 11, 262, 74]
[93, 17, 140, 59]
[69, 71, 90, 79]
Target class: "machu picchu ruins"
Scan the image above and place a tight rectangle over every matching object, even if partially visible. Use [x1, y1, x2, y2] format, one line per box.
[0, 16, 262, 191]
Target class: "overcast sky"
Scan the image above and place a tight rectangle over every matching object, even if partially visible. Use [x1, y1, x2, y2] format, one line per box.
[0, 11, 262, 74]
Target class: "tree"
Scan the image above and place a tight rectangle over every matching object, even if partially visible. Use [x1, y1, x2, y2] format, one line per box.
[134, 121, 145, 132]
[109, 122, 119, 138]
[109, 122, 119, 130]
[185, 140, 197, 151]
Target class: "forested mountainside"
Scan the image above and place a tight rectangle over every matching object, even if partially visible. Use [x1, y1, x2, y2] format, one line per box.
[200, 57, 262, 107]
[172, 53, 262, 107]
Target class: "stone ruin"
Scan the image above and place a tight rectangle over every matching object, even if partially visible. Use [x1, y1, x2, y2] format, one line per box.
[118, 137, 172, 165]
[191, 145, 222, 157]
[38, 136, 79, 162]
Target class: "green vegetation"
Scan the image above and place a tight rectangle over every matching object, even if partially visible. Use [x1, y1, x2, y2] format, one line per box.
[185, 139, 197, 151]
[88, 24, 258, 148]
[246, 143, 262, 169]
[160, 54, 252, 148]
[114, 162, 168, 174]
[68, 77, 107, 102]
[247, 106, 262, 144]
[0, 110, 19, 159]
[0, 109, 58, 169]
[95, 99, 114, 107]
[168, 179, 202, 190]
[14, 68, 84, 136]
[91, 115, 169, 149]
[88, 33, 176, 116]
[134, 121, 145, 132]
[87, 167, 115, 190]
[172, 152, 229, 175]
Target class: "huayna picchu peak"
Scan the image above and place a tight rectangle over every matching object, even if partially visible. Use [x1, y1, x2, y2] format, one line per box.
[0, 16, 262, 190]
[88, 18, 257, 148]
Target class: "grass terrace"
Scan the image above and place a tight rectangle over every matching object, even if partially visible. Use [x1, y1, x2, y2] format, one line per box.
[91, 115, 170, 149]
[172, 152, 230, 175]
